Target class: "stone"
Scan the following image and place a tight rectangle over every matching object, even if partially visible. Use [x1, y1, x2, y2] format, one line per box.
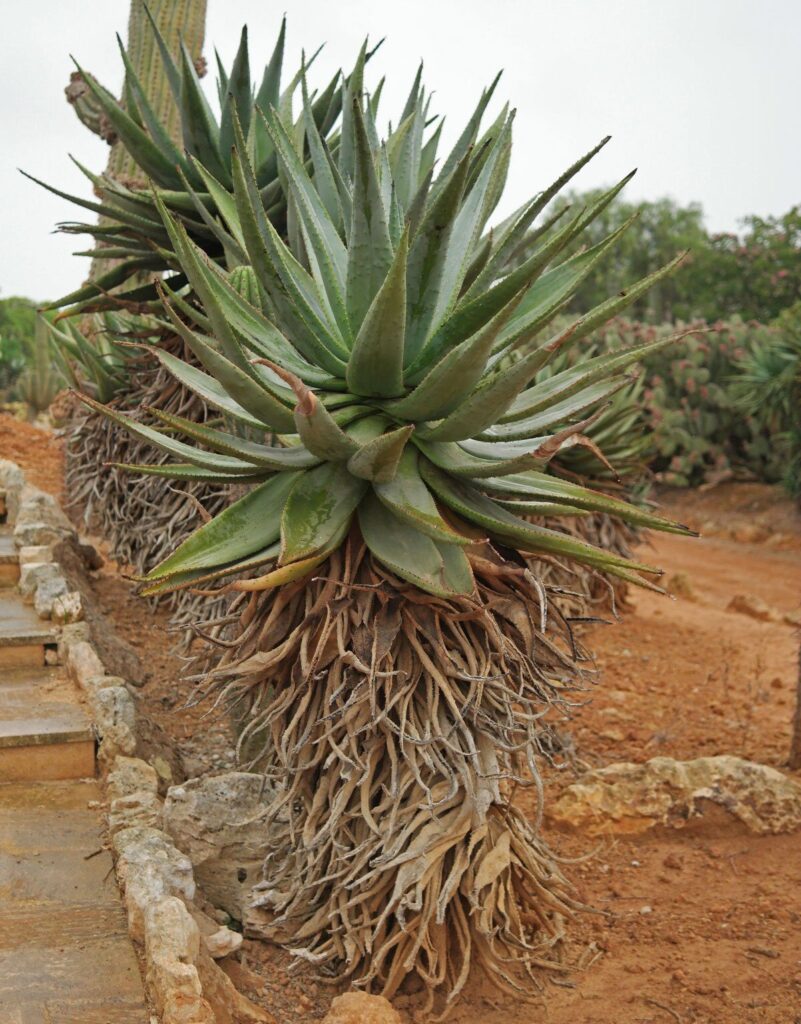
[77, 539, 104, 570]
[92, 685, 137, 759]
[152, 754, 175, 786]
[163, 773, 277, 918]
[322, 992, 402, 1024]
[57, 621, 91, 663]
[113, 827, 196, 943]
[727, 594, 781, 623]
[784, 610, 801, 628]
[33, 574, 71, 619]
[203, 925, 243, 959]
[66, 640, 106, 689]
[0, 458, 25, 520]
[196, 951, 274, 1024]
[51, 590, 84, 624]
[18, 544, 55, 565]
[13, 485, 74, 546]
[19, 562, 64, 602]
[548, 755, 801, 836]
[108, 756, 159, 803]
[109, 790, 164, 835]
[143, 896, 214, 1024]
[732, 523, 769, 544]
[667, 571, 695, 600]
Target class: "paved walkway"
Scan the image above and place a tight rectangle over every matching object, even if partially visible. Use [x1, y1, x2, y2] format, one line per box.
[0, 531, 150, 1024]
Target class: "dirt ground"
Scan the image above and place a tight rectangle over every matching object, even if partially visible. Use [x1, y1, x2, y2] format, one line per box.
[5, 418, 801, 1024]
[0, 411, 64, 502]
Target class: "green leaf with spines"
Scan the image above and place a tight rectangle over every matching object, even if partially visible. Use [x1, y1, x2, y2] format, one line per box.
[147, 409, 320, 470]
[420, 462, 662, 581]
[280, 462, 366, 564]
[347, 424, 415, 483]
[374, 448, 471, 545]
[358, 492, 475, 597]
[145, 474, 298, 580]
[346, 228, 408, 397]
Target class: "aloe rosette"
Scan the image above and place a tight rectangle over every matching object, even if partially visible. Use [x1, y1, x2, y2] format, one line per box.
[83, 73, 694, 1013]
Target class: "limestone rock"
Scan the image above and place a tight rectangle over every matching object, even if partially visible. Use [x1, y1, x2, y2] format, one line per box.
[108, 756, 159, 803]
[66, 640, 106, 689]
[322, 992, 402, 1024]
[33, 573, 70, 618]
[204, 925, 243, 959]
[196, 951, 274, 1023]
[163, 773, 277, 918]
[109, 790, 164, 835]
[92, 685, 137, 759]
[727, 594, 781, 622]
[113, 827, 196, 942]
[57, 621, 91, 663]
[144, 896, 214, 1024]
[18, 544, 55, 565]
[51, 589, 84, 624]
[548, 755, 801, 836]
[19, 561, 65, 603]
[13, 485, 74, 546]
[0, 459, 25, 520]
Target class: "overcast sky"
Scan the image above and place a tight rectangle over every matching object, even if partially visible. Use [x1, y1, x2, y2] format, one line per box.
[4, 0, 800, 302]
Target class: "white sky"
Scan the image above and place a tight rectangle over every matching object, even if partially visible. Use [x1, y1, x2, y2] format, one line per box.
[4, 0, 800, 302]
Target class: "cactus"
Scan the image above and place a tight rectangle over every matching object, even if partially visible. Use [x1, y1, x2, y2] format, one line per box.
[16, 315, 66, 416]
[67, 0, 207, 176]
[66, 0, 207, 280]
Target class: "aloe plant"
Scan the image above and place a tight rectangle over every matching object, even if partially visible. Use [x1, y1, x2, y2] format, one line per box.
[77, 57, 695, 1010]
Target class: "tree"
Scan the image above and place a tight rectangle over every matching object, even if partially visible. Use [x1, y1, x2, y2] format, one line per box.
[534, 192, 801, 325]
[689, 207, 801, 322]
[0, 296, 38, 392]
[535, 191, 708, 321]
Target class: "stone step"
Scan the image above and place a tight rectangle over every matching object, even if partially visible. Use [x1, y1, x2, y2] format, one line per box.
[0, 780, 149, 1022]
[0, 669, 94, 783]
[0, 533, 18, 588]
[0, 592, 57, 670]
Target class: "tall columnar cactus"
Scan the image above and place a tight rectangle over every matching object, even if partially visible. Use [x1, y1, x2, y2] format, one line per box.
[65, 0, 207, 282]
[67, 0, 208, 183]
[82, 63, 694, 1012]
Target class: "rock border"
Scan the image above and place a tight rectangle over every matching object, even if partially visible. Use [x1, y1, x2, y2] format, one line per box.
[1, 459, 270, 1024]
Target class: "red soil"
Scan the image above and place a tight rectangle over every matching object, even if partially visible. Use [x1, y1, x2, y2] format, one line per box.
[0, 412, 64, 502]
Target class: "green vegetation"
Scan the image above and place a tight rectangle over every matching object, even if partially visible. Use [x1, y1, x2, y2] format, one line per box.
[0, 297, 38, 392]
[531, 192, 801, 324]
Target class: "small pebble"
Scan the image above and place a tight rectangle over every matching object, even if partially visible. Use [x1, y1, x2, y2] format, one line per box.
[639, 905, 653, 915]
